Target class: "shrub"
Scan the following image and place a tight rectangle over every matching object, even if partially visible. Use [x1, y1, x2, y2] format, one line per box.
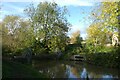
[85, 51, 119, 68]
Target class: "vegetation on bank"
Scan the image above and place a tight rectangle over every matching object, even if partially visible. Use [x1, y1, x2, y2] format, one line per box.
[83, 2, 120, 68]
[85, 47, 120, 68]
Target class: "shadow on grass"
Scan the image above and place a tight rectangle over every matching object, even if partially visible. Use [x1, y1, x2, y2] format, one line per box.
[2, 59, 47, 79]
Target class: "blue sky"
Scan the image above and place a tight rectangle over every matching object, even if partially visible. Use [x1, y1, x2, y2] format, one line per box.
[1, 0, 97, 39]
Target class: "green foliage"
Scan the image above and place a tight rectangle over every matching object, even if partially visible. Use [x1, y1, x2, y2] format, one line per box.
[24, 1, 71, 53]
[2, 2, 71, 58]
[88, 2, 120, 42]
[69, 47, 82, 55]
[70, 30, 83, 44]
[85, 41, 114, 53]
[85, 2, 120, 59]
[63, 31, 83, 59]
[86, 22, 113, 48]
[62, 44, 83, 60]
[90, 2, 120, 28]
[2, 15, 35, 56]
[85, 51, 119, 68]
[2, 45, 12, 56]
[32, 41, 47, 55]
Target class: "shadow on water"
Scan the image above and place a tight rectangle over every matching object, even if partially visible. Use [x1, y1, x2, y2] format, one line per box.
[31, 60, 119, 79]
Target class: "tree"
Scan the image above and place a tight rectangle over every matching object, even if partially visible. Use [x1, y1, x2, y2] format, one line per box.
[90, 2, 120, 41]
[2, 15, 34, 55]
[86, 22, 112, 45]
[70, 30, 82, 44]
[2, 15, 20, 54]
[24, 2, 71, 53]
[86, 2, 120, 53]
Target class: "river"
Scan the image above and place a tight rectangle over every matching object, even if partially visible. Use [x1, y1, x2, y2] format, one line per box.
[32, 60, 119, 79]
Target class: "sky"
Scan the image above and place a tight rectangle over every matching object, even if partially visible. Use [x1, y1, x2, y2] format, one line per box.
[0, 0, 98, 39]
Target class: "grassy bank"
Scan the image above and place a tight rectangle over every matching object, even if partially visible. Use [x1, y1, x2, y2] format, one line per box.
[2, 59, 46, 79]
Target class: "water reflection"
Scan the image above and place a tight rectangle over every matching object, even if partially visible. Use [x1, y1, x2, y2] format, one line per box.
[32, 61, 118, 79]
[102, 75, 113, 78]
[81, 68, 87, 78]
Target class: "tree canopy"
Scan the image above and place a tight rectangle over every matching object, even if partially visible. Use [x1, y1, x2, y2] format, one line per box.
[24, 2, 71, 53]
[70, 30, 82, 44]
[87, 2, 120, 46]
[2, 15, 34, 55]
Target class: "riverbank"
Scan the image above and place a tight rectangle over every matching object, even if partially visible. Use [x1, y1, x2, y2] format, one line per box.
[62, 45, 120, 68]
[23, 60, 119, 78]
[85, 47, 120, 68]
[85, 52, 119, 68]
[2, 59, 46, 79]
[2, 57, 119, 79]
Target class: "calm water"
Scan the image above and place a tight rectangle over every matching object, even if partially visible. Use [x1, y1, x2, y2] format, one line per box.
[32, 60, 119, 79]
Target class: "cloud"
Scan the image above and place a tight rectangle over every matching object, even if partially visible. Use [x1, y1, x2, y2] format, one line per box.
[2, 3, 24, 14]
[2, 0, 94, 6]
[2, 0, 119, 3]
[0, 19, 2, 22]
[54, 0, 94, 6]
[1, 3, 26, 21]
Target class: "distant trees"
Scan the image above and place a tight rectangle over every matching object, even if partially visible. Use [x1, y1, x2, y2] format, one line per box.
[65, 30, 83, 55]
[70, 30, 83, 44]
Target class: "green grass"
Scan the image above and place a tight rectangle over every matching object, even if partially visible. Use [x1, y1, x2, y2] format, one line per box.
[2, 59, 46, 78]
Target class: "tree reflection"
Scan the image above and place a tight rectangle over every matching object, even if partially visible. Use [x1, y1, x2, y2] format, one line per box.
[81, 68, 87, 78]
[32, 61, 118, 78]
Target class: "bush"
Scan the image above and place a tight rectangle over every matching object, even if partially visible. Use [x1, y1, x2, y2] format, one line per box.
[85, 51, 119, 68]
[62, 44, 83, 60]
